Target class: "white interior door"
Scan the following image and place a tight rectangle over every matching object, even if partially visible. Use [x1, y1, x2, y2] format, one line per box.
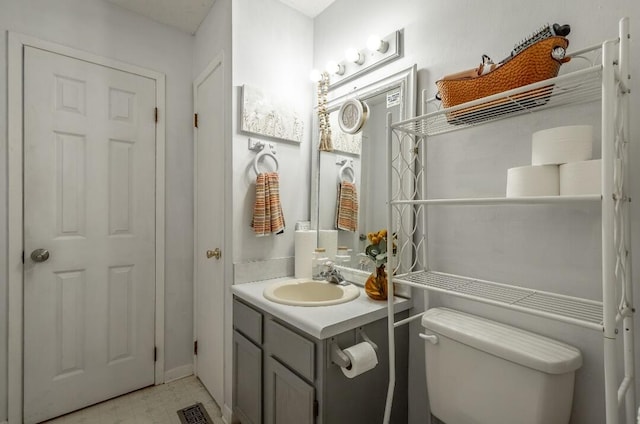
[23, 46, 157, 424]
[194, 56, 225, 405]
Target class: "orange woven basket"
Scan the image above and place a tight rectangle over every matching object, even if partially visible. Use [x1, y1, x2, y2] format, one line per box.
[436, 36, 570, 124]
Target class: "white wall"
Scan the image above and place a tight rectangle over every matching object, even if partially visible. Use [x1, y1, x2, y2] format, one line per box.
[314, 1, 639, 423]
[0, 0, 195, 419]
[231, 0, 314, 264]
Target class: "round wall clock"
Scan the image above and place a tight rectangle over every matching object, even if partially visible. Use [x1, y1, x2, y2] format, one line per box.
[338, 98, 369, 134]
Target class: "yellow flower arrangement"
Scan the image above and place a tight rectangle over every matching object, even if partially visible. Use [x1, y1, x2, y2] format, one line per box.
[365, 229, 389, 268]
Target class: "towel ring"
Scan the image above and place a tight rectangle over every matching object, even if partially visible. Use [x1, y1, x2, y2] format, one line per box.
[338, 161, 356, 184]
[254, 148, 279, 174]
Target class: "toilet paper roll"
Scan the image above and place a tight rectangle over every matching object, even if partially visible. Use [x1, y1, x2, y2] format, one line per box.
[506, 165, 559, 197]
[341, 342, 378, 379]
[318, 229, 338, 260]
[532, 125, 593, 165]
[294, 230, 316, 279]
[560, 159, 601, 195]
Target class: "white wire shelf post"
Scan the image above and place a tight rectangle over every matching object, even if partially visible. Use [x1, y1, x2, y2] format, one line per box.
[617, 17, 636, 424]
[382, 17, 634, 424]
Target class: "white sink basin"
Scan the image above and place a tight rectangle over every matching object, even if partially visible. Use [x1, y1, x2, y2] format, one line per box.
[263, 279, 360, 306]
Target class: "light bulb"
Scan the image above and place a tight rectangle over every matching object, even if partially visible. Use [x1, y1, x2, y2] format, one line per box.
[345, 48, 365, 65]
[325, 61, 345, 76]
[309, 69, 323, 82]
[366, 34, 389, 53]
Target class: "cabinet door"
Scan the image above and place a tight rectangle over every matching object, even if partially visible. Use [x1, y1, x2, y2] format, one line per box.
[233, 331, 262, 424]
[265, 357, 315, 424]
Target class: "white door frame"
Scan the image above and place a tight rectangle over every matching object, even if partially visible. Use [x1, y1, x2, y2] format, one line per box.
[7, 32, 166, 424]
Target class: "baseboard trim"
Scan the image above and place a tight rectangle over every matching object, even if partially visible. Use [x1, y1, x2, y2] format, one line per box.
[164, 364, 194, 383]
[222, 404, 233, 424]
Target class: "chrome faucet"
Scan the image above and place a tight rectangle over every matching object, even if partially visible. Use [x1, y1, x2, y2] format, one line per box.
[321, 261, 348, 285]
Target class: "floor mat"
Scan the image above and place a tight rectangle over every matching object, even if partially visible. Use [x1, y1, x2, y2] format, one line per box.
[176, 402, 213, 424]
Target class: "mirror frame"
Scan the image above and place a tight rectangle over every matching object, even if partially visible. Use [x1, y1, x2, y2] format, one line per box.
[311, 65, 417, 289]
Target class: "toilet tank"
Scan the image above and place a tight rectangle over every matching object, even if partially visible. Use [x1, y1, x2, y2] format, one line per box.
[422, 308, 582, 424]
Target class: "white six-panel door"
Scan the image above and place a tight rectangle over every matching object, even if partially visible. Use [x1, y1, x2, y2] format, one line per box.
[194, 55, 225, 406]
[23, 46, 157, 423]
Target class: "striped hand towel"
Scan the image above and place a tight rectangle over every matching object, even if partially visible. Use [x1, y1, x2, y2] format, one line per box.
[335, 181, 358, 232]
[251, 172, 285, 236]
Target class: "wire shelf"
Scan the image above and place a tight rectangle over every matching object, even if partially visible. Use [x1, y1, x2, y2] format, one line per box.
[392, 65, 603, 137]
[396, 270, 604, 330]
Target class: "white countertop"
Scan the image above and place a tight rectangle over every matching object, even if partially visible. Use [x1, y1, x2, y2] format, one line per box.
[231, 277, 413, 340]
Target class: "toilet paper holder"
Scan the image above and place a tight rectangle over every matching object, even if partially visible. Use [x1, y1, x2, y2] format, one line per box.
[330, 328, 378, 368]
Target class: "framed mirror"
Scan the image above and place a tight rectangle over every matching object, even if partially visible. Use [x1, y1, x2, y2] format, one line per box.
[311, 65, 417, 289]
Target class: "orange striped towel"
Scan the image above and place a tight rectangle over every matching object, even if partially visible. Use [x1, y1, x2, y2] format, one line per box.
[251, 172, 285, 236]
[335, 181, 358, 232]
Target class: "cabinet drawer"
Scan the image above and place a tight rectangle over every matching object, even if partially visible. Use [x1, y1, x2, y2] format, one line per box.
[233, 299, 262, 345]
[265, 319, 314, 381]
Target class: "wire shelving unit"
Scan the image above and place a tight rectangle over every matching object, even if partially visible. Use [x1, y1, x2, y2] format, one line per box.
[383, 18, 634, 424]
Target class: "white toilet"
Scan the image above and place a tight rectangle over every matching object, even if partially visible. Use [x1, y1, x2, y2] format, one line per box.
[421, 308, 582, 424]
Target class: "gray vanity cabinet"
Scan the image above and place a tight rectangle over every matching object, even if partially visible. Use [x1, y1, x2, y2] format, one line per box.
[232, 297, 409, 424]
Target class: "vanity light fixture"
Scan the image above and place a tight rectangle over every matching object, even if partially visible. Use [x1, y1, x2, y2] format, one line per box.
[312, 29, 403, 89]
[326, 61, 345, 76]
[345, 48, 365, 65]
[366, 34, 389, 53]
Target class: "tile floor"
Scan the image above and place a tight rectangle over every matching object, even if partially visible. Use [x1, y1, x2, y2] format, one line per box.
[43, 376, 224, 424]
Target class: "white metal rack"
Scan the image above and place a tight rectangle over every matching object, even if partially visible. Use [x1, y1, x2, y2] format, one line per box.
[383, 18, 634, 424]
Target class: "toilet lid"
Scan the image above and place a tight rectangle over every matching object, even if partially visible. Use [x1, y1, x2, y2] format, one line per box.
[422, 308, 583, 374]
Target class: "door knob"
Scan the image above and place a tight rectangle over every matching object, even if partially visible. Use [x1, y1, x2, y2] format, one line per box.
[206, 248, 222, 260]
[31, 248, 50, 263]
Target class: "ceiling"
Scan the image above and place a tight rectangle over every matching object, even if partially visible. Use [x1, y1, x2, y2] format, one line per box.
[106, 0, 336, 34]
[277, 0, 336, 18]
[106, 0, 215, 34]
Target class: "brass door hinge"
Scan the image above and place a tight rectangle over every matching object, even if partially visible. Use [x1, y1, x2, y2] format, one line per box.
[154, 107, 158, 123]
[313, 400, 319, 417]
[194, 340, 198, 355]
[154, 346, 158, 362]
[194, 113, 198, 128]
